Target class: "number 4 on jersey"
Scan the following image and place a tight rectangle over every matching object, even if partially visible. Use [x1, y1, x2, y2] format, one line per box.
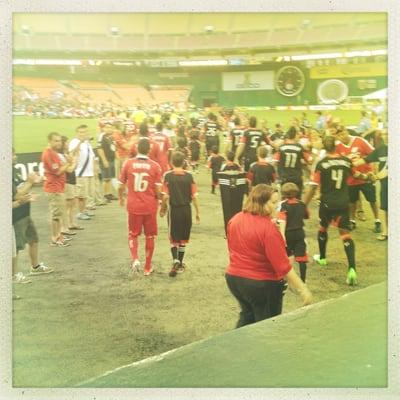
[331, 169, 343, 189]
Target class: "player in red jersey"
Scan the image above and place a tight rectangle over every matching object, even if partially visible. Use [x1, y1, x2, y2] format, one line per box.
[334, 125, 381, 233]
[129, 123, 162, 165]
[150, 122, 171, 174]
[118, 138, 162, 276]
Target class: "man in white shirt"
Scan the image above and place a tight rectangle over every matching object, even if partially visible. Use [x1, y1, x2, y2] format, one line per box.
[68, 125, 96, 220]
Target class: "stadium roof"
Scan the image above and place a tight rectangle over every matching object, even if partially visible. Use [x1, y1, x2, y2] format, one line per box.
[13, 13, 387, 58]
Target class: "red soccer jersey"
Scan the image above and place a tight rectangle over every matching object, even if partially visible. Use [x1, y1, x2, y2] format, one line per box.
[119, 156, 162, 215]
[113, 130, 134, 159]
[41, 148, 66, 193]
[336, 136, 374, 186]
[151, 131, 171, 173]
[129, 138, 161, 165]
[226, 212, 292, 281]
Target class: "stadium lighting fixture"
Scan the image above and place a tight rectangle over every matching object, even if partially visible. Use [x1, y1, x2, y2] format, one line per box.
[113, 62, 134, 66]
[178, 60, 228, 67]
[12, 59, 82, 66]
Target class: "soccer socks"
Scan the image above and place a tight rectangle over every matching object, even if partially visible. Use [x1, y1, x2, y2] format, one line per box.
[341, 234, 356, 270]
[171, 246, 179, 263]
[317, 228, 328, 259]
[178, 246, 186, 264]
[128, 235, 139, 260]
[299, 262, 307, 282]
[145, 236, 155, 270]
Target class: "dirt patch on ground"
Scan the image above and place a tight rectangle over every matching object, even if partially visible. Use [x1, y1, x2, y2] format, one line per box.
[13, 166, 387, 387]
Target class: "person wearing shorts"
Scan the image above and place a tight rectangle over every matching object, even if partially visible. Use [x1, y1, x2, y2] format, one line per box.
[13, 149, 53, 279]
[118, 138, 162, 276]
[304, 136, 358, 286]
[277, 183, 309, 282]
[160, 151, 200, 277]
[42, 132, 72, 246]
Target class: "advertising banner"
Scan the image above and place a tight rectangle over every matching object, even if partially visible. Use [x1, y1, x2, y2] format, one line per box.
[14, 152, 44, 181]
[222, 71, 274, 91]
[310, 62, 387, 79]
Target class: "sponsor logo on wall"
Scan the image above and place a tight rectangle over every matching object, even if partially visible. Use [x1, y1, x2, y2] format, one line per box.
[222, 71, 274, 91]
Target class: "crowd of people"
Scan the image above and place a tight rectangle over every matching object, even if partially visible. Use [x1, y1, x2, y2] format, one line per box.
[12, 106, 388, 327]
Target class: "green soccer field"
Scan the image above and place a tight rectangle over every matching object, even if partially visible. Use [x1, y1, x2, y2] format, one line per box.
[12, 110, 361, 153]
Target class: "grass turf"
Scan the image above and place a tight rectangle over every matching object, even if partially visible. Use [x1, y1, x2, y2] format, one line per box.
[13, 110, 361, 153]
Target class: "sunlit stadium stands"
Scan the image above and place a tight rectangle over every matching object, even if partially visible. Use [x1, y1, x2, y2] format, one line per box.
[150, 86, 192, 104]
[13, 77, 77, 98]
[109, 83, 154, 106]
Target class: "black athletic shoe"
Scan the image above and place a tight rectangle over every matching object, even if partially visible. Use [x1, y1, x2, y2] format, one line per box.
[349, 220, 356, 231]
[169, 261, 180, 277]
[373, 221, 382, 233]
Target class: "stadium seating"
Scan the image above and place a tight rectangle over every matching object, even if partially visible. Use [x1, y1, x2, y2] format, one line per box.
[13, 77, 77, 98]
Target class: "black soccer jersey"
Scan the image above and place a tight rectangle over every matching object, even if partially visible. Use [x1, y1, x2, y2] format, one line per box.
[208, 154, 225, 173]
[277, 142, 308, 180]
[204, 121, 220, 138]
[240, 128, 268, 161]
[248, 161, 276, 186]
[163, 170, 196, 207]
[229, 127, 245, 153]
[312, 155, 352, 209]
[278, 199, 309, 231]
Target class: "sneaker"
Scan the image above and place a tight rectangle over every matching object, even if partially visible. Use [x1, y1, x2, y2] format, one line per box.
[61, 236, 73, 242]
[346, 268, 358, 286]
[61, 230, 77, 236]
[373, 221, 382, 233]
[30, 263, 54, 275]
[87, 206, 97, 211]
[95, 201, 107, 206]
[107, 194, 119, 201]
[69, 225, 84, 230]
[169, 260, 180, 277]
[349, 220, 356, 231]
[143, 267, 154, 276]
[13, 272, 32, 284]
[176, 263, 186, 273]
[313, 254, 327, 266]
[84, 210, 95, 217]
[77, 213, 91, 220]
[50, 240, 70, 247]
[131, 259, 141, 273]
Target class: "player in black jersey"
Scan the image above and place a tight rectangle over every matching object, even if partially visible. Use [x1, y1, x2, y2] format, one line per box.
[160, 152, 200, 277]
[247, 146, 276, 188]
[235, 116, 269, 172]
[207, 146, 225, 194]
[274, 126, 312, 196]
[204, 113, 221, 157]
[304, 136, 357, 285]
[278, 183, 309, 282]
[188, 125, 202, 173]
[227, 117, 245, 155]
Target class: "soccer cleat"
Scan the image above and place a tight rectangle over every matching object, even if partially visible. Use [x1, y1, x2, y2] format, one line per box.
[177, 263, 186, 274]
[169, 261, 180, 278]
[13, 272, 32, 284]
[143, 268, 154, 276]
[349, 220, 356, 231]
[373, 221, 382, 233]
[131, 259, 141, 273]
[84, 210, 95, 217]
[77, 213, 91, 220]
[30, 263, 54, 275]
[313, 254, 327, 266]
[346, 268, 358, 286]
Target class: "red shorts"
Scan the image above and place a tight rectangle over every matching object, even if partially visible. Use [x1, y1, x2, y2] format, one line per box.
[128, 213, 158, 237]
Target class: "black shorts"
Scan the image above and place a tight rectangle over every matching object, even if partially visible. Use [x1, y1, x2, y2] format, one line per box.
[319, 206, 351, 231]
[191, 151, 200, 162]
[380, 179, 388, 211]
[205, 137, 219, 153]
[168, 204, 192, 244]
[348, 182, 376, 203]
[243, 157, 256, 173]
[13, 216, 39, 251]
[100, 160, 116, 180]
[285, 229, 308, 262]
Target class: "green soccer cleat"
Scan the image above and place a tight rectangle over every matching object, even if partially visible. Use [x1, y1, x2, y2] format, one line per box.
[346, 268, 358, 286]
[313, 254, 327, 266]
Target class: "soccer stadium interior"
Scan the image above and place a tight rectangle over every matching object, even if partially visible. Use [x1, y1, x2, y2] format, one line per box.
[11, 12, 389, 391]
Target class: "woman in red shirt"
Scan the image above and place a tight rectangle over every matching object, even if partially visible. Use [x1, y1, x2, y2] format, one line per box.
[226, 184, 312, 328]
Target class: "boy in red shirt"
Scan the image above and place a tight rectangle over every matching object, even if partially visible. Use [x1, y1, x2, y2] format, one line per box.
[118, 138, 162, 276]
